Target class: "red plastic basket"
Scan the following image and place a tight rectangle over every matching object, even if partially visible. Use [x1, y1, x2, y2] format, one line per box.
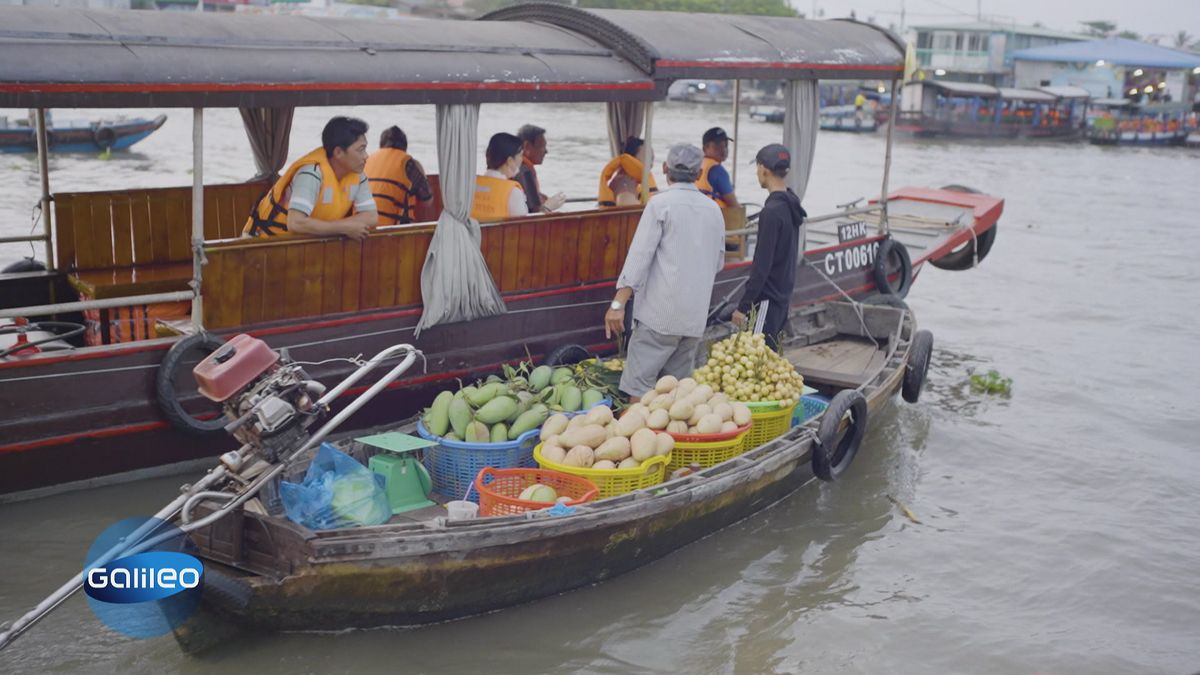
[474, 467, 600, 517]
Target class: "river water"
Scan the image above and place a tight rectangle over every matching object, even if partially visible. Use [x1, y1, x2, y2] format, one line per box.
[1, 102, 1199, 674]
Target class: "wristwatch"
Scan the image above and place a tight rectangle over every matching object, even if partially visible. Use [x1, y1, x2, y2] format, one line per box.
[610, 300, 624, 311]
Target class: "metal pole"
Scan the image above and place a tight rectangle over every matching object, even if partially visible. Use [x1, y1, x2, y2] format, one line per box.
[34, 109, 53, 269]
[191, 108, 204, 330]
[730, 79, 741, 187]
[640, 103, 654, 204]
[0, 291, 196, 320]
[879, 79, 899, 235]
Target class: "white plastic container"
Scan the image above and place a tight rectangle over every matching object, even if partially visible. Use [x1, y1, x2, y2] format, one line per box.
[446, 500, 479, 521]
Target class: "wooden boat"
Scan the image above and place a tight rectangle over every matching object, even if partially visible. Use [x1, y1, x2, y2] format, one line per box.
[896, 80, 1087, 140]
[0, 114, 166, 153]
[1086, 99, 1191, 146]
[752, 104, 879, 132]
[0, 6, 1001, 499]
[172, 299, 920, 652]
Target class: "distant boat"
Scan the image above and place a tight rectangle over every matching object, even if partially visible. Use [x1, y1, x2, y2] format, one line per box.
[1086, 99, 1190, 146]
[895, 81, 1087, 140]
[749, 104, 878, 132]
[0, 114, 166, 154]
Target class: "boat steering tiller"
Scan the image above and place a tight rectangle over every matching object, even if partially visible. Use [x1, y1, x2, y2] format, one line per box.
[0, 338, 423, 652]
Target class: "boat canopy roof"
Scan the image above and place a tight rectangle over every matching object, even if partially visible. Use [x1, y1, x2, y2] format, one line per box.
[483, 4, 905, 81]
[0, 6, 660, 108]
[1036, 85, 1091, 100]
[997, 88, 1057, 102]
[914, 80, 1001, 98]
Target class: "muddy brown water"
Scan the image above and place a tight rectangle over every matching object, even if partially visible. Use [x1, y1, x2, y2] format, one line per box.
[1, 102, 1199, 674]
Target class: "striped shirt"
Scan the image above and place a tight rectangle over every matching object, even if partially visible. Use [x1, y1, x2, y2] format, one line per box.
[616, 182, 726, 337]
[287, 164, 376, 216]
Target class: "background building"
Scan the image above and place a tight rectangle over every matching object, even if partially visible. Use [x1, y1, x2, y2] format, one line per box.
[1013, 38, 1200, 102]
[909, 20, 1085, 85]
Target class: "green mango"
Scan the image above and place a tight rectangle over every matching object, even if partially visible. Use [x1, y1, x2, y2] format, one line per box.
[529, 365, 553, 392]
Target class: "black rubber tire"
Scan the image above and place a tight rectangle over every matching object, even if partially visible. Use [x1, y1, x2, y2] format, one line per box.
[812, 389, 868, 482]
[902, 329, 934, 403]
[2, 257, 46, 274]
[545, 343, 591, 367]
[930, 224, 997, 271]
[93, 125, 117, 150]
[156, 333, 228, 436]
[873, 237, 913, 298]
[861, 293, 909, 311]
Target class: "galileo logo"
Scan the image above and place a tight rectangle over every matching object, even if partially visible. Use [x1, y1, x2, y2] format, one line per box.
[83, 517, 204, 638]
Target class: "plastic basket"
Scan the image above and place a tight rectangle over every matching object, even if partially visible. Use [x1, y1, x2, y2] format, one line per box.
[474, 467, 600, 517]
[793, 395, 830, 427]
[533, 443, 669, 498]
[737, 401, 798, 451]
[666, 423, 752, 473]
[416, 420, 538, 504]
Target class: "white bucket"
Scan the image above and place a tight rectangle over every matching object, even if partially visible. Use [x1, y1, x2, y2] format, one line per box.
[446, 500, 479, 521]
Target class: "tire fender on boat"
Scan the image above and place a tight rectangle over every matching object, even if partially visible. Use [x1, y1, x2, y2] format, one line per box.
[545, 344, 591, 366]
[156, 332, 228, 436]
[930, 184, 998, 271]
[873, 236, 913, 298]
[812, 389, 868, 482]
[902, 329, 934, 404]
[93, 125, 117, 150]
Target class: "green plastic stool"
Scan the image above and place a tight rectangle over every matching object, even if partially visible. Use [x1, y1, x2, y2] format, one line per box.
[360, 433, 436, 515]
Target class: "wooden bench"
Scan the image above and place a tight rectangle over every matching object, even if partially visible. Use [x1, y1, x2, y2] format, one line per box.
[201, 205, 644, 329]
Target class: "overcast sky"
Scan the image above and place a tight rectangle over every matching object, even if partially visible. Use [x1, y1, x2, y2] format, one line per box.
[794, 0, 1200, 46]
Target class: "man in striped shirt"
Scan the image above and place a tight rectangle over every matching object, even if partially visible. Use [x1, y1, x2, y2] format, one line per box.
[605, 143, 727, 398]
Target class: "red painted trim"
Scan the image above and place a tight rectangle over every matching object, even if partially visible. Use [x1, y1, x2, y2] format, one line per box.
[0, 340, 171, 371]
[0, 420, 172, 454]
[657, 60, 904, 72]
[1, 81, 655, 94]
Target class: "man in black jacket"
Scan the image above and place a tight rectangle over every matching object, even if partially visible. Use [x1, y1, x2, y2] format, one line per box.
[732, 144, 806, 350]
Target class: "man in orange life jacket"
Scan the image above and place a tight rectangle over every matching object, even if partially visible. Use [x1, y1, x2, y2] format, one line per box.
[244, 116, 376, 240]
[364, 125, 433, 225]
[472, 132, 529, 222]
[694, 127, 740, 209]
[514, 124, 566, 214]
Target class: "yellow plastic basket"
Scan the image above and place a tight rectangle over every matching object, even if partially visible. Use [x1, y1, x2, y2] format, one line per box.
[533, 443, 669, 499]
[738, 401, 798, 451]
[667, 425, 752, 473]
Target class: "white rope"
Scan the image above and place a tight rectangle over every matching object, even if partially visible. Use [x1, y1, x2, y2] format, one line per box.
[807, 262, 881, 351]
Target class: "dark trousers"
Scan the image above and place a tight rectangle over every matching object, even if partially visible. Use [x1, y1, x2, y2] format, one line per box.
[752, 299, 789, 351]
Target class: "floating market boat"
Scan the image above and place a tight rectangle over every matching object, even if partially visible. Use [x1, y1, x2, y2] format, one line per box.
[1085, 99, 1191, 146]
[0, 5, 1002, 500]
[896, 80, 1088, 140]
[0, 113, 166, 153]
[751, 104, 878, 132]
[168, 299, 919, 652]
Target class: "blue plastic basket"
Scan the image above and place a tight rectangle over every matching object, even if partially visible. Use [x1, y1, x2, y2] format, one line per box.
[793, 395, 830, 427]
[416, 421, 538, 503]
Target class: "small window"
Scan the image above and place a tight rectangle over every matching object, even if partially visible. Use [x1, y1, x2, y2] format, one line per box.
[917, 32, 932, 49]
[955, 33, 964, 50]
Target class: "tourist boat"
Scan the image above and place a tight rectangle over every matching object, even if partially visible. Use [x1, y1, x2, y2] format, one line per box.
[896, 80, 1088, 140]
[1085, 99, 1191, 146]
[0, 5, 1003, 500]
[0, 113, 166, 153]
[751, 104, 878, 132]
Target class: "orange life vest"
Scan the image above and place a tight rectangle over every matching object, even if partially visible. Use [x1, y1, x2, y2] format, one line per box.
[244, 147, 358, 237]
[472, 174, 523, 222]
[695, 157, 730, 208]
[365, 148, 419, 226]
[597, 154, 657, 207]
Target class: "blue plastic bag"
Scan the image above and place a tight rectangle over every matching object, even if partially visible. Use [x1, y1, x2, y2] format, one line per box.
[279, 443, 391, 530]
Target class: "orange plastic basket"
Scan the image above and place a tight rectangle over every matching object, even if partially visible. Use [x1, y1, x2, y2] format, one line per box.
[666, 423, 752, 473]
[474, 467, 599, 518]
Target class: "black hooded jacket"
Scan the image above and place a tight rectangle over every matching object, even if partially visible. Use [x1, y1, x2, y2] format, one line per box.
[738, 188, 806, 313]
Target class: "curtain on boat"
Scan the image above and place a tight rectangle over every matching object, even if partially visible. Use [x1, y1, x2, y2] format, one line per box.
[782, 81, 819, 251]
[414, 103, 506, 336]
[606, 102, 647, 156]
[239, 107, 294, 181]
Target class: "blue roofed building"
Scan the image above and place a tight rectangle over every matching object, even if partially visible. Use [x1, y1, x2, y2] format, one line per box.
[1013, 38, 1200, 103]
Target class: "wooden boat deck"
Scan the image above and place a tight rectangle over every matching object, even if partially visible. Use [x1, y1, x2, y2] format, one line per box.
[805, 197, 976, 267]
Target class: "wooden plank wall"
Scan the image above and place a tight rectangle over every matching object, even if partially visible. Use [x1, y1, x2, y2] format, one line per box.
[53, 182, 268, 270]
[202, 208, 642, 329]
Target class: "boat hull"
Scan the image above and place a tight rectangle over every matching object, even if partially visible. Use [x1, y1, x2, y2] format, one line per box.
[0, 115, 167, 153]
